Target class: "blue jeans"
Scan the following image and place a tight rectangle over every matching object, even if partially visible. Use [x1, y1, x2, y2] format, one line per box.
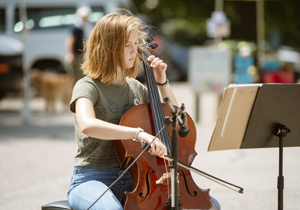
[67, 166, 221, 210]
[211, 196, 221, 210]
[68, 166, 132, 210]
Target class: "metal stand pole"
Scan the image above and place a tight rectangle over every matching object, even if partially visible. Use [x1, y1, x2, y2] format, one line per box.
[274, 123, 291, 210]
[195, 92, 200, 123]
[278, 136, 284, 210]
[164, 97, 186, 210]
[170, 126, 179, 210]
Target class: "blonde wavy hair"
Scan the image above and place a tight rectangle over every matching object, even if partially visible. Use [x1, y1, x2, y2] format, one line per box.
[81, 9, 149, 84]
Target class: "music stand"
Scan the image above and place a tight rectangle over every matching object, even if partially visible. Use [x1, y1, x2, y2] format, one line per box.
[208, 84, 300, 210]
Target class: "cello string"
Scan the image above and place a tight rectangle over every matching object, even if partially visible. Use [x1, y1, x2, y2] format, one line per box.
[143, 51, 172, 152]
[143, 51, 175, 198]
[148, 61, 172, 151]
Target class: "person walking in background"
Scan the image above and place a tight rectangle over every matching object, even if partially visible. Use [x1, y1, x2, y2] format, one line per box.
[65, 6, 93, 82]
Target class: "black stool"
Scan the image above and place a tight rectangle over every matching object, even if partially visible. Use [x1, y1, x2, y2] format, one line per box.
[41, 200, 72, 210]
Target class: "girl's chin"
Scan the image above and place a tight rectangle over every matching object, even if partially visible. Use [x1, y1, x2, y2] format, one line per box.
[126, 64, 134, 69]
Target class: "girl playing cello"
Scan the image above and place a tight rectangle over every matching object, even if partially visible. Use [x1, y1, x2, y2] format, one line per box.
[67, 9, 220, 210]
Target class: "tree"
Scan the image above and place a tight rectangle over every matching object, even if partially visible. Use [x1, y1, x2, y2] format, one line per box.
[130, 0, 300, 49]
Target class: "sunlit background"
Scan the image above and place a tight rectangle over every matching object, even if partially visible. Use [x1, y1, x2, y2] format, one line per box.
[1, 0, 300, 209]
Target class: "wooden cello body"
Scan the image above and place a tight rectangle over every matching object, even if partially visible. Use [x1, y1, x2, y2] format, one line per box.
[115, 104, 218, 210]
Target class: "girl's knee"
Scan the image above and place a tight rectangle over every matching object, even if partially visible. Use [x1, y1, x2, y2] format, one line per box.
[211, 196, 221, 210]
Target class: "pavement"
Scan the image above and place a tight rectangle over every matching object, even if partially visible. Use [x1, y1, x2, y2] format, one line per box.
[0, 82, 299, 210]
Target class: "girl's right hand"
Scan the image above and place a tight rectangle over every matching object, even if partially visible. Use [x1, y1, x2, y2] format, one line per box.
[137, 131, 167, 158]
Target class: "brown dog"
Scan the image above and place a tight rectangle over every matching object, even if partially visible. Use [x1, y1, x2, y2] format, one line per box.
[30, 69, 74, 112]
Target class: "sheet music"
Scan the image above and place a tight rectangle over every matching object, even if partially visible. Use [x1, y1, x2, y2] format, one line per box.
[220, 85, 237, 137]
[208, 84, 262, 151]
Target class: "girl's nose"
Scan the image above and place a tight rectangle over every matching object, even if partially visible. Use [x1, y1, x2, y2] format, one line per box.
[132, 45, 138, 54]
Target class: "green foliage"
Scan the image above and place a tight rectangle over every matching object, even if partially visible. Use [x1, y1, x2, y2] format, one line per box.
[130, 0, 300, 48]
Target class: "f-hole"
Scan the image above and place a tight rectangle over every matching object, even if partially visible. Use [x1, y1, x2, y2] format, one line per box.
[179, 169, 197, 197]
[139, 170, 155, 198]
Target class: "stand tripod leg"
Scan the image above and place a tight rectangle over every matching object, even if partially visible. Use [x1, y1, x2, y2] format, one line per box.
[278, 136, 284, 210]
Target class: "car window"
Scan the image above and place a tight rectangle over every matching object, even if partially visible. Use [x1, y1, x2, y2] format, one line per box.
[14, 6, 104, 32]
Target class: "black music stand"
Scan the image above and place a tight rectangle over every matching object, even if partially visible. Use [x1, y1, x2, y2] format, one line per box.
[209, 84, 300, 210]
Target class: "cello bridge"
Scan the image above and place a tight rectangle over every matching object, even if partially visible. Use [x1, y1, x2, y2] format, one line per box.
[156, 172, 179, 185]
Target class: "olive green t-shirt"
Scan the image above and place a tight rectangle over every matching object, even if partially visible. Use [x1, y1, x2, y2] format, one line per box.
[70, 76, 148, 169]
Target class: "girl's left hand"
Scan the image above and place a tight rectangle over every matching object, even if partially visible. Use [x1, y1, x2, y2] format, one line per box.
[148, 55, 167, 84]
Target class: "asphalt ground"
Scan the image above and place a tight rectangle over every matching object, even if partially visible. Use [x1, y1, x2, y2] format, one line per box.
[1, 82, 299, 210]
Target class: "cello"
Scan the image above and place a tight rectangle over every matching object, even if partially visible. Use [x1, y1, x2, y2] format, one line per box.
[114, 39, 219, 210]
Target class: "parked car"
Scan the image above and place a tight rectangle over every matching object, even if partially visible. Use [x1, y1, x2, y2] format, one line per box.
[0, 35, 24, 99]
[0, 0, 129, 97]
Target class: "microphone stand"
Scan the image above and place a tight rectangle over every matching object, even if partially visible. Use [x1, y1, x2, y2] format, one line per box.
[165, 115, 180, 210]
[163, 97, 184, 210]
